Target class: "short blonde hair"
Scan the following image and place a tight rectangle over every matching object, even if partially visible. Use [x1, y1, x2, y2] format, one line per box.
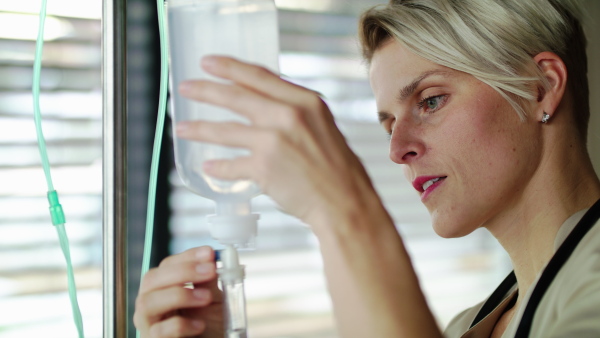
[359, 0, 589, 139]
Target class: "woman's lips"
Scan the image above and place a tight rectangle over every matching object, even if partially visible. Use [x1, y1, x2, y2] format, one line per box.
[413, 176, 447, 200]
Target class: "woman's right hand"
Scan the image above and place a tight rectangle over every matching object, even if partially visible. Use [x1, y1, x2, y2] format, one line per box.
[133, 246, 224, 337]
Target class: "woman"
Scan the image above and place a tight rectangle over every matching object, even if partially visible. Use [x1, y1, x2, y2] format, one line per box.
[134, 0, 600, 337]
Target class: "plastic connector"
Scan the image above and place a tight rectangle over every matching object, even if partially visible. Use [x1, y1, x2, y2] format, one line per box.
[219, 245, 248, 338]
[47, 190, 66, 225]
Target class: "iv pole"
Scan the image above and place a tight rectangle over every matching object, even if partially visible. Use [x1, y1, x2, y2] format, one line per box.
[102, 0, 128, 336]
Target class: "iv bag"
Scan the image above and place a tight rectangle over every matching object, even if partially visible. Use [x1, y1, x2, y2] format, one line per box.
[167, 0, 279, 205]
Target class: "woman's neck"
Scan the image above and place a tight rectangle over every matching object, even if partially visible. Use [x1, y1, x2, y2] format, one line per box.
[485, 145, 600, 306]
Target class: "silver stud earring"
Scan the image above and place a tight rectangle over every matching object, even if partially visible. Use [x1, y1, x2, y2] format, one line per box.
[541, 112, 550, 124]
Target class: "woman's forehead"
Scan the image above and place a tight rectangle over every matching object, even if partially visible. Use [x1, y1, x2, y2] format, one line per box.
[370, 41, 446, 81]
[370, 41, 463, 95]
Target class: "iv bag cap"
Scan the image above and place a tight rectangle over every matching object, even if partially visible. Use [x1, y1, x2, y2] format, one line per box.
[207, 213, 259, 245]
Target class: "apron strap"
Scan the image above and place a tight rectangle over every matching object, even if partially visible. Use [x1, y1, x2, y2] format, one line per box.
[515, 198, 600, 337]
[470, 271, 516, 328]
[468, 198, 600, 334]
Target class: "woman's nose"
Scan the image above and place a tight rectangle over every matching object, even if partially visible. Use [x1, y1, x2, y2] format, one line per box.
[388, 122, 425, 165]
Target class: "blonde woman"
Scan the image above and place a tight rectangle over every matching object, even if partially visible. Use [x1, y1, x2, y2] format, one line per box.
[134, 0, 600, 337]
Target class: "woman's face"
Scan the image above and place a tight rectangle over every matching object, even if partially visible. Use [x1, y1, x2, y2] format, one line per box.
[369, 40, 542, 238]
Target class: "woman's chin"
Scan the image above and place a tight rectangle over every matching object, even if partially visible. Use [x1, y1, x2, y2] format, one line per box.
[430, 216, 477, 239]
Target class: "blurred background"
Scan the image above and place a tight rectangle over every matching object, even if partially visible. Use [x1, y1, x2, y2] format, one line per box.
[0, 0, 598, 337]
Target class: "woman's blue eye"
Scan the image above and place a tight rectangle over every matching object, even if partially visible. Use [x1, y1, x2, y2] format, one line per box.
[418, 95, 447, 113]
[426, 97, 439, 109]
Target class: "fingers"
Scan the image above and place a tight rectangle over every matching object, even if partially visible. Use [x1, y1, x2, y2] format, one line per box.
[177, 55, 336, 150]
[171, 56, 366, 226]
[202, 157, 255, 182]
[139, 249, 216, 295]
[179, 77, 312, 130]
[175, 119, 311, 183]
[176, 120, 270, 148]
[179, 56, 329, 125]
[140, 261, 216, 295]
[134, 246, 222, 337]
[158, 246, 214, 268]
[178, 80, 267, 126]
[199, 55, 316, 105]
[138, 285, 212, 322]
[148, 315, 206, 338]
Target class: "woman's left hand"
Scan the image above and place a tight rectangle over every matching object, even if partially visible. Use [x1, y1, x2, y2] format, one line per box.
[176, 56, 382, 231]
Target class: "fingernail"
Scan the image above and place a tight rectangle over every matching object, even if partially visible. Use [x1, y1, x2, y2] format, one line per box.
[202, 161, 214, 172]
[179, 81, 192, 94]
[196, 263, 212, 274]
[192, 320, 203, 329]
[201, 56, 218, 70]
[193, 289, 209, 300]
[196, 246, 210, 260]
[176, 122, 189, 134]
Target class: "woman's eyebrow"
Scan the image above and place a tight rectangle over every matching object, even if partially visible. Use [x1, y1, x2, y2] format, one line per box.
[376, 70, 452, 123]
[397, 70, 452, 102]
[378, 111, 392, 124]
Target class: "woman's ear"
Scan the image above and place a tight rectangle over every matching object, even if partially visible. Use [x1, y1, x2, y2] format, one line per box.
[533, 52, 568, 123]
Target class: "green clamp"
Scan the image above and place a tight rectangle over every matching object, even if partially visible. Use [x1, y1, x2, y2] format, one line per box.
[47, 190, 66, 225]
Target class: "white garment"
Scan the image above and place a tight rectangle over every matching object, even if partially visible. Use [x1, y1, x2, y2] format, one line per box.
[444, 209, 600, 338]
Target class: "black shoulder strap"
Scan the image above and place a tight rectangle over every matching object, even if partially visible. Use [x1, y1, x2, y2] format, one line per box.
[514, 198, 600, 337]
[470, 271, 517, 328]
[469, 198, 600, 333]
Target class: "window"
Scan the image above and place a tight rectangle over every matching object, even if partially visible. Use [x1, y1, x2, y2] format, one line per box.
[0, 2, 103, 337]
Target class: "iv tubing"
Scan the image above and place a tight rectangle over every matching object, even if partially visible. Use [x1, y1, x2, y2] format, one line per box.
[140, 0, 169, 280]
[33, 0, 84, 337]
[136, 0, 169, 336]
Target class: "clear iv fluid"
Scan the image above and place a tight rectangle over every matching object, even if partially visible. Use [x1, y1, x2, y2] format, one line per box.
[223, 281, 247, 335]
[167, 0, 279, 204]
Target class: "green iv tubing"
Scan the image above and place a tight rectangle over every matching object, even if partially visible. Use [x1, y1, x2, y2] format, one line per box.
[33, 0, 84, 337]
[141, 0, 169, 282]
[135, 0, 170, 336]
[35, 0, 167, 336]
